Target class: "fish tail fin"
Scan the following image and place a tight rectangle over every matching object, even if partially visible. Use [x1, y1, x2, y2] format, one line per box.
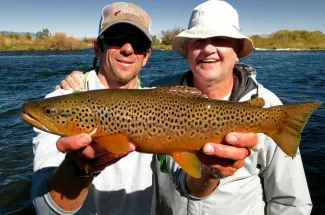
[267, 102, 322, 157]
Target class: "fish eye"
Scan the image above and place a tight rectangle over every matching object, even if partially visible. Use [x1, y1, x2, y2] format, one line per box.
[44, 107, 57, 116]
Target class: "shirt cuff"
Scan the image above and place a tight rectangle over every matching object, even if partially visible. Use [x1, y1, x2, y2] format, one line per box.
[43, 174, 82, 215]
[179, 171, 208, 201]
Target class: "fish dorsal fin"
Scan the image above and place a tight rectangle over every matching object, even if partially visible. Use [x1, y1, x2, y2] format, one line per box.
[244, 98, 265, 107]
[171, 152, 201, 178]
[93, 134, 129, 154]
[155, 86, 208, 99]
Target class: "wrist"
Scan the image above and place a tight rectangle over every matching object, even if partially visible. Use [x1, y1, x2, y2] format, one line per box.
[186, 174, 220, 198]
[67, 159, 101, 178]
[47, 159, 94, 211]
[201, 164, 225, 179]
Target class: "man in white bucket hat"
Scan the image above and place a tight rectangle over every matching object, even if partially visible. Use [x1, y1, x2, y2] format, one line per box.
[172, 0, 253, 59]
[155, 0, 310, 214]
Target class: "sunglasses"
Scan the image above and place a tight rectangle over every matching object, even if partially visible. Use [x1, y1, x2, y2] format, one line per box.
[101, 34, 151, 53]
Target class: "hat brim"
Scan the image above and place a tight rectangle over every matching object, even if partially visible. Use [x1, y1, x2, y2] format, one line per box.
[99, 20, 152, 42]
[172, 26, 253, 58]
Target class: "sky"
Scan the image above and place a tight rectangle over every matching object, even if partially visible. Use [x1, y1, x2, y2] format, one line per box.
[1, 0, 324, 38]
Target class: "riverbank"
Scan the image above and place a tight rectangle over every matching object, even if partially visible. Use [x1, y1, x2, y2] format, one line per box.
[255, 47, 325, 51]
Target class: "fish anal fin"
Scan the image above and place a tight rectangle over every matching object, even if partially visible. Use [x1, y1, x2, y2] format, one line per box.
[245, 98, 265, 107]
[171, 152, 201, 178]
[156, 86, 208, 99]
[93, 134, 129, 154]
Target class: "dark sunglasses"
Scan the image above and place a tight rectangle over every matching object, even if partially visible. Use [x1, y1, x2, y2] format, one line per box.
[101, 34, 151, 53]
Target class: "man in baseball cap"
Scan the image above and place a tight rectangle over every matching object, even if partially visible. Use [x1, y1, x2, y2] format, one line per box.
[31, 2, 155, 214]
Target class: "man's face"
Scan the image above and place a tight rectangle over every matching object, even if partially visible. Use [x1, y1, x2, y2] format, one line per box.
[186, 37, 239, 83]
[101, 24, 151, 84]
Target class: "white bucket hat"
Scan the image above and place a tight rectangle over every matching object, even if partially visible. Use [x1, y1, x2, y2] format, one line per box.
[172, 0, 254, 58]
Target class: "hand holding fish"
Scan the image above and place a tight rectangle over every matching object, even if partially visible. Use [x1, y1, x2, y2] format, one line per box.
[186, 132, 257, 198]
[55, 71, 84, 91]
[56, 133, 136, 174]
[200, 132, 256, 177]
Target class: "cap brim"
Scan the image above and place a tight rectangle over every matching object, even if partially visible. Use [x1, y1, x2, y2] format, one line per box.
[172, 26, 253, 58]
[99, 21, 152, 42]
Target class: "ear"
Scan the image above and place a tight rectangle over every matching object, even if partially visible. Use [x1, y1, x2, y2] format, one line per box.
[93, 38, 102, 59]
[235, 56, 239, 63]
[142, 49, 152, 66]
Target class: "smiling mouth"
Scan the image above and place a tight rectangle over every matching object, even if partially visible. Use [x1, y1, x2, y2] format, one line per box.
[116, 59, 133, 64]
[200, 59, 219, 63]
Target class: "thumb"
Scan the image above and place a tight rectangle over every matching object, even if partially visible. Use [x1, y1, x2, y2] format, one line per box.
[56, 134, 92, 152]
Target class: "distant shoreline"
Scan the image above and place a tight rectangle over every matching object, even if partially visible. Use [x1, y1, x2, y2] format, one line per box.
[254, 48, 325, 51]
[1, 47, 325, 52]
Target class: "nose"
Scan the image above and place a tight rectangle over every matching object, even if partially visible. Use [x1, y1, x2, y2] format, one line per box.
[202, 38, 217, 55]
[120, 42, 134, 56]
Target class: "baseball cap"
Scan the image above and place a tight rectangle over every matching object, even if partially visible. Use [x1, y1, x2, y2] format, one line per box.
[98, 2, 152, 41]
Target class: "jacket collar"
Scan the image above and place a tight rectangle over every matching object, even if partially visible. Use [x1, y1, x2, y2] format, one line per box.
[180, 63, 258, 102]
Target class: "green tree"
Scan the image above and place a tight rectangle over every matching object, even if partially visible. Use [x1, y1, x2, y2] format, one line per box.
[161, 27, 184, 45]
[151, 35, 160, 45]
[36, 31, 44, 40]
[7, 33, 20, 40]
[43, 28, 50, 37]
[25, 33, 32, 40]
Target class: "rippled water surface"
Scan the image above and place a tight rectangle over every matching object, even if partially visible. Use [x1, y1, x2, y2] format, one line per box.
[0, 49, 324, 214]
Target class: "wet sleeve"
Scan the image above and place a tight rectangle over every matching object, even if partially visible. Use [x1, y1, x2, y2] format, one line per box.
[260, 137, 312, 215]
[31, 129, 82, 214]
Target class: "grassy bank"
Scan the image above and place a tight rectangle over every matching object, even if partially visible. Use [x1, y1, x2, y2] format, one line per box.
[1, 29, 324, 51]
[0, 32, 92, 51]
[152, 44, 172, 51]
[250, 30, 325, 50]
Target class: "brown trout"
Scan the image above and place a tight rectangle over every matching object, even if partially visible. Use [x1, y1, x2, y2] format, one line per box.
[21, 86, 322, 178]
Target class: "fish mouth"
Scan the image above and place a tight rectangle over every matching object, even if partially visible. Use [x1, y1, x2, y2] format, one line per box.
[21, 104, 58, 133]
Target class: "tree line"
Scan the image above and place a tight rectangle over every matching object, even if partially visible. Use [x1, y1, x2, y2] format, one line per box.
[251, 30, 325, 50]
[1, 28, 324, 51]
[0, 29, 92, 50]
[155, 28, 325, 50]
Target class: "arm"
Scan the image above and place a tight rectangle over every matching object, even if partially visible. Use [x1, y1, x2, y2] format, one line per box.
[32, 131, 135, 213]
[186, 132, 257, 198]
[49, 134, 135, 211]
[261, 138, 312, 215]
[258, 87, 312, 214]
[164, 132, 257, 199]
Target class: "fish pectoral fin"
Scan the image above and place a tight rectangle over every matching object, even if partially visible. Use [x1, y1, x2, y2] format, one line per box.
[245, 98, 265, 107]
[171, 152, 201, 178]
[93, 134, 129, 154]
[156, 86, 208, 99]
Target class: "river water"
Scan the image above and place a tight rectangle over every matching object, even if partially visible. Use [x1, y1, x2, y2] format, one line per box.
[0, 49, 324, 214]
